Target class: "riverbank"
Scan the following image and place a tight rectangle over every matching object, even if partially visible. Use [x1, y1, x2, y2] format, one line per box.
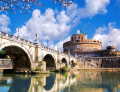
[78, 68, 120, 71]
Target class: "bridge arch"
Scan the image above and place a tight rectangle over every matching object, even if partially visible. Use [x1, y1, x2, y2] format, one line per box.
[61, 58, 68, 67]
[0, 42, 32, 71]
[43, 74, 56, 91]
[43, 54, 56, 70]
[71, 60, 75, 67]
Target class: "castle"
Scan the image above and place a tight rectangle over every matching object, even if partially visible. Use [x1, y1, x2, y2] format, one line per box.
[63, 32, 120, 57]
[63, 33, 102, 55]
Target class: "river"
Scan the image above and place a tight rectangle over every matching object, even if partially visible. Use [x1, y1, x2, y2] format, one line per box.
[0, 71, 120, 92]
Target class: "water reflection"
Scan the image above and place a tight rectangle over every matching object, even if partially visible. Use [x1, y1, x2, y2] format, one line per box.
[0, 71, 120, 92]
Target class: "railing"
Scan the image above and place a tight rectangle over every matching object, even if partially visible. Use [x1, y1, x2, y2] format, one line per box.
[0, 31, 34, 45]
[41, 45, 58, 52]
[41, 45, 75, 57]
[0, 31, 77, 59]
[0, 59, 13, 69]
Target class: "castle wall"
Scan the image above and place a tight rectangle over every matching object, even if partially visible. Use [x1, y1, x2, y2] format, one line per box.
[63, 33, 102, 55]
[83, 57, 120, 68]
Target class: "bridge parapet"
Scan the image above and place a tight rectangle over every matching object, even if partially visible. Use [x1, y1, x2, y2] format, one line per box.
[0, 31, 34, 46]
[41, 45, 58, 53]
[71, 56, 76, 59]
[59, 52, 76, 61]
[60, 52, 69, 57]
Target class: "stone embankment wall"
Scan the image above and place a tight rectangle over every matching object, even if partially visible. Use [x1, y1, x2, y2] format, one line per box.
[0, 59, 13, 69]
[78, 57, 120, 69]
[101, 57, 120, 68]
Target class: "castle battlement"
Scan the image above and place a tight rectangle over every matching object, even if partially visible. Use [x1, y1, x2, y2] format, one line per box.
[63, 33, 102, 55]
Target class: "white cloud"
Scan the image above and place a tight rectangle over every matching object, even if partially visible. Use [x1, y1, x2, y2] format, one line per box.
[48, 41, 54, 49]
[93, 22, 120, 50]
[0, 14, 10, 32]
[15, 9, 70, 42]
[95, 26, 106, 34]
[54, 36, 71, 52]
[42, 41, 48, 47]
[82, 0, 110, 17]
[77, 30, 81, 34]
[67, 0, 110, 25]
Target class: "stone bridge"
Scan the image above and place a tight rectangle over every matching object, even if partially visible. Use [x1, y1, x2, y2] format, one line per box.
[0, 31, 77, 71]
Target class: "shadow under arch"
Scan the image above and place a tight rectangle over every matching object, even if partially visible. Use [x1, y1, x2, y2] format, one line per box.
[71, 60, 75, 67]
[7, 75, 31, 92]
[43, 54, 56, 70]
[43, 74, 56, 91]
[1, 45, 31, 71]
[61, 58, 67, 67]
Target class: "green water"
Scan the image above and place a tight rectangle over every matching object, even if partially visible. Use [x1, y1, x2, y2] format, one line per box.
[0, 71, 120, 92]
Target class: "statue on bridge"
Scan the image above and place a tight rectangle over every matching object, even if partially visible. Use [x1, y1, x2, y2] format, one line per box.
[35, 34, 39, 44]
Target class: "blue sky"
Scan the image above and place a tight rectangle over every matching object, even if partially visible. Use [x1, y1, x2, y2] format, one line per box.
[1, 0, 120, 51]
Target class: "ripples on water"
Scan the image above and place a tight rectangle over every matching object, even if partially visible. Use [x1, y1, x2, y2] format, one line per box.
[0, 71, 120, 92]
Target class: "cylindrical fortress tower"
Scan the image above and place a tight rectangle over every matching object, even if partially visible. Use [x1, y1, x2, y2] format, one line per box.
[63, 33, 102, 55]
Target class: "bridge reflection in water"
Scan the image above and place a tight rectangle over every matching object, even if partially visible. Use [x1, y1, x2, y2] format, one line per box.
[1, 71, 120, 92]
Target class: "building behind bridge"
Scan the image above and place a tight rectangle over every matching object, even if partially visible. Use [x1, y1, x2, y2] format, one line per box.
[63, 32, 120, 57]
[63, 33, 102, 57]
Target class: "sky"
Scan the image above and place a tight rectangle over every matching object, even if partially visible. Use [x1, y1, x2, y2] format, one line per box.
[1, 0, 120, 51]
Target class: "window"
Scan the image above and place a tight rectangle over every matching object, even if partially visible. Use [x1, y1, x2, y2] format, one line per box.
[76, 40, 80, 42]
[81, 37, 83, 40]
[77, 44, 79, 48]
[71, 37, 73, 41]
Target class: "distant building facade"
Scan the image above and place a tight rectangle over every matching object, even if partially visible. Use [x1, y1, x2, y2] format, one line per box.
[100, 46, 120, 56]
[63, 33, 102, 55]
[106, 46, 115, 52]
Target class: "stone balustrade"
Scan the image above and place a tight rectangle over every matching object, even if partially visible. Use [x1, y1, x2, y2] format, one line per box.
[0, 31, 34, 45]
[41, 45, 58, 52]
[0, 31, 73, 57]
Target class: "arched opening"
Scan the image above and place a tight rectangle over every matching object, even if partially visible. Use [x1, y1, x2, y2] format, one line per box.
[71, 60, 75, 67]
[43, 74, 56, 91]
[43, 54, 56, 70]
[1, 46, 31, 72]
[61, 58, 67, 67]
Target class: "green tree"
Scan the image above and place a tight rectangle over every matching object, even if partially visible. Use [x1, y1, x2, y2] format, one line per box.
[0, 51, 9, 59]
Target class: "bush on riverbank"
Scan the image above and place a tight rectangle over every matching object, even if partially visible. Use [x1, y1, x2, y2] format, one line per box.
[33, 67, 41, 71]
[72, 62, 77, 67]
[60, 66, 67, 72]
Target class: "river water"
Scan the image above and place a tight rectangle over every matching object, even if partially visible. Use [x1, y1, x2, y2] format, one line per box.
[0, 71, 120, 92]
